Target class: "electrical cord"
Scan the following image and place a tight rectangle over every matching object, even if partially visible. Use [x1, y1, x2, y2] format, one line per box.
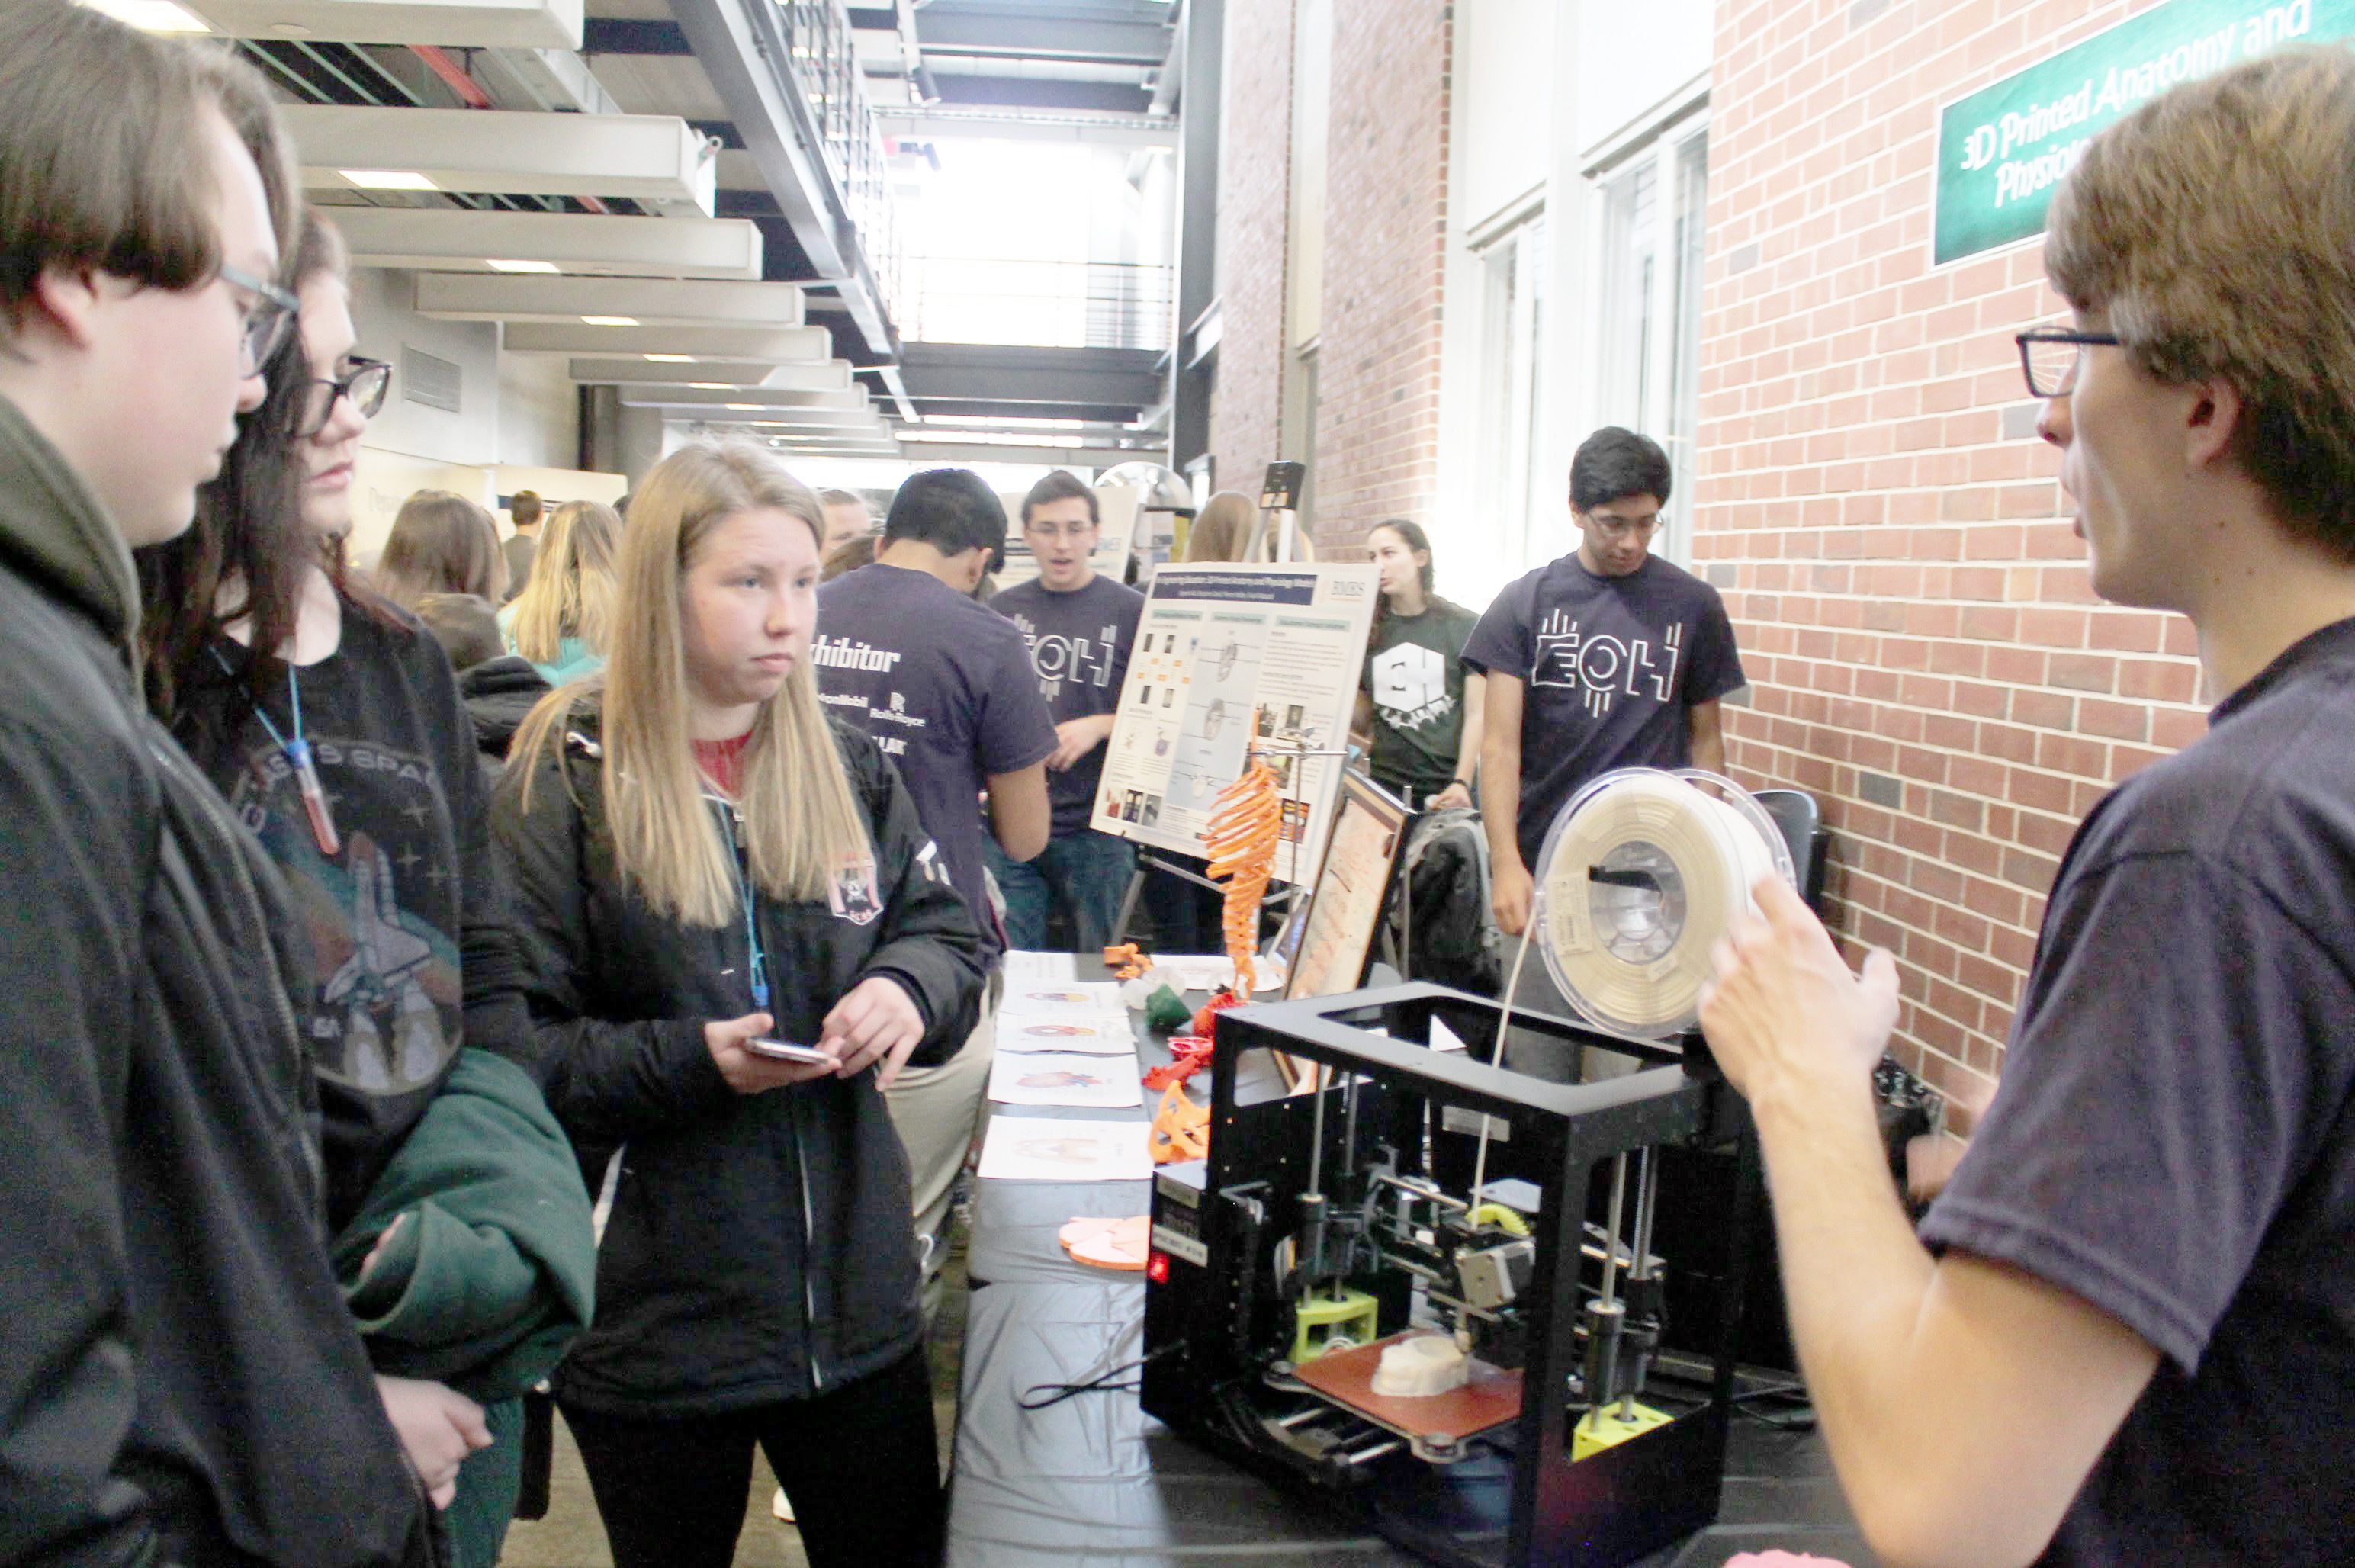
[1019, 1344, 1181, 1411]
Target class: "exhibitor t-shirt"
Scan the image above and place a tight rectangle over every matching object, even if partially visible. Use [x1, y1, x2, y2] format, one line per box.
[1461, 553, 1743, 866]
[1361, 599, 1480, 800]
[817, 563, 1057, 953]
[1917, 617, 2355, 1566]
[992, 574, 1145, 837]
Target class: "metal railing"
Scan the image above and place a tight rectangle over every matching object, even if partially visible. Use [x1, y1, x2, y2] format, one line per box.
[895, 257, 1174, 349]
[773, 0, 900, 316]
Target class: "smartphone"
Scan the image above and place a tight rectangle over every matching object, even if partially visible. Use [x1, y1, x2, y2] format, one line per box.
[745, 1038, 836, 1066]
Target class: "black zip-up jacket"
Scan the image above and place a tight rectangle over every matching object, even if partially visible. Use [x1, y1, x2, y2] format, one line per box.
[0, 397, 429, 1567]
[492, 703, 983, 1413]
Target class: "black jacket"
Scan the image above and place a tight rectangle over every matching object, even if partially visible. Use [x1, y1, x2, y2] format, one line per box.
[0, 397, 429, 1567]
[492, 704, 983, 1415]
[458, 654, 548, 773]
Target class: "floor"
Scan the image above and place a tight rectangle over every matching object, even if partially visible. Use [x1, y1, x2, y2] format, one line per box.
[498, 1215, 972, 1568]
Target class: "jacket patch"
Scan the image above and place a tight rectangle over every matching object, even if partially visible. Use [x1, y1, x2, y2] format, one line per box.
[830, 858, 882, 926]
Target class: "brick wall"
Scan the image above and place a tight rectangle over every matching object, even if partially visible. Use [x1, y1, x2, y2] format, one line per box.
[1306, 0, 1454, 551]
[1207, 0, 1296, 497]
[1698, 0, 2208, 1111]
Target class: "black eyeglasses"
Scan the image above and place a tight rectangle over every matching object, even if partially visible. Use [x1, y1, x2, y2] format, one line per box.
[2016, 326, 2121, 398]
[216, 262, 300, 376]
[301, 358, 392, 436]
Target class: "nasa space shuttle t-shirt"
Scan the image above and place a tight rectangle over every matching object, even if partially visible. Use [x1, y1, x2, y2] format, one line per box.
[815, 562, 1057, 955]
[1462, 553, 1744, 868]
[189, 602, 527, 1231]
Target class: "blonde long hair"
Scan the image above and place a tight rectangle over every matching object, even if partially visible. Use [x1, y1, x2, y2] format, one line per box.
[509, 443, 871, 927]
[507, 499, 620, 664]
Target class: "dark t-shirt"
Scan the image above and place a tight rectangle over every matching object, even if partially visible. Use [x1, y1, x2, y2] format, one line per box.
[817, 563, 1057, 955]
[1461, 553, 1743, 866]
[1361, 599, 1481, 799]
[188, 600, 529, 1232]
[991, 574, 1145, 837]
[1919, 618, 2355, 1566]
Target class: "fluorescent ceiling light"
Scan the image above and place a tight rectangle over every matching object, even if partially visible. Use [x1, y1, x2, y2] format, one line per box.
[580, 315, 640, 327]
[898, 429, 1085, 448]
[645, 354, 695, 363]
[724, 403, 762, 410]
[78, 0, 210, 30]
[340, 169, 440, 191]
[486, 259, 561, 275]
[687, 383, 730, 390]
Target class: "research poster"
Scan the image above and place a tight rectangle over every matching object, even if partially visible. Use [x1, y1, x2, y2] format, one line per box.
[1091, 560, 1380, 885]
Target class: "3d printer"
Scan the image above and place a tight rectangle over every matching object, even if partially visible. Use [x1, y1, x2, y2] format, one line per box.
[1142, 771, 1796, 1566]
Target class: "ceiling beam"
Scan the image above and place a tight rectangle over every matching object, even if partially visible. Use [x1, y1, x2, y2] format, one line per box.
[503, 321, 831, 358]
[332, 207, 763, 279]
[567, 358, 858, 390]
[188, 0, 583, 48]
[282, 105, 716, 212]
[579, 17, 689, 55]
[876, 105, 1175, 149]
[912, 11, 1170, 66]
[416, 274, 805, 327]
[930, 76, 1153, 114]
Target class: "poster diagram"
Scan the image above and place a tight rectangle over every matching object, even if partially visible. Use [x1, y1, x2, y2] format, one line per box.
[1092, 561, 1380, 885]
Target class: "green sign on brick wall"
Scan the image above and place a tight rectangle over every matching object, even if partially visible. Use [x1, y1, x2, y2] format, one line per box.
[1933, 0, 2355, 266]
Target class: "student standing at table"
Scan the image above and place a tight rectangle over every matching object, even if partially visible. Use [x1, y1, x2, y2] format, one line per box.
[1354, 518, 1483, 810]
[498, 442, 982, 1568]
[988, 469, 1146, 951]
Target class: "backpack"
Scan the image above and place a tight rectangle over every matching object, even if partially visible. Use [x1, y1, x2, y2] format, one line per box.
[1381, 806, 1503, 998]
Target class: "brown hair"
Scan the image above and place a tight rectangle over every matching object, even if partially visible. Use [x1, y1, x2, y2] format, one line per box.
[0, 5, 294, 329]
[821, 531, 879, 581]
[1186, 490, 1258, 561]
[2045, 47, 2355, 557]
[377, 490, 507, 608]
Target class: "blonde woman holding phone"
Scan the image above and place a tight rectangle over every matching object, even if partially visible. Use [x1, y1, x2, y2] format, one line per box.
[495, 441, 982, 1568]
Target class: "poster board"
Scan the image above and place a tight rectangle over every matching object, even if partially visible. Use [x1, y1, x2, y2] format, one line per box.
[993, 484, 1141, 590]
[1090, 560, 1380, 885]
[1285, 773, 1412, 1001]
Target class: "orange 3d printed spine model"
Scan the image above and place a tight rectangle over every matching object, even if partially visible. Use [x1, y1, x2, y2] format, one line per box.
[1202, 737, 1281, 998]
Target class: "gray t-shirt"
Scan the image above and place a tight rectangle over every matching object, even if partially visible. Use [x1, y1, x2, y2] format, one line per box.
[991, 574, 1145, 837]
[1920, 617, 2355, 1564]
[816, 564, 1057, 954]
[1461, 553, 1743, 867]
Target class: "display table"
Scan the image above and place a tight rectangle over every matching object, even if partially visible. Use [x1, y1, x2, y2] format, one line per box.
[944, 963, 1876, 1567]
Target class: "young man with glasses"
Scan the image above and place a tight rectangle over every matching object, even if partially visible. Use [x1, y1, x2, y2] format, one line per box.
[1700, 51, 2355, 1566]
[1463, 425, 1746, 937]
[987, 469, 1147, 951]
[0, 5, 431, 1564]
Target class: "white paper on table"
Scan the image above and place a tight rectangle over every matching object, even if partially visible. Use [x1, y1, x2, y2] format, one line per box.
[993, 1011, 1136, 1056]
[1158, 954, 1288, 995]
[998, 980, 1123, 1016]
[988, 1050, 1145, 1109]
[1001, 950, 1079, 984]
[978, 1116, 1154, 1182]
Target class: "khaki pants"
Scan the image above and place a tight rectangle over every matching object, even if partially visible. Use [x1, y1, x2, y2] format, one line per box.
[884, 981, 996, 1322]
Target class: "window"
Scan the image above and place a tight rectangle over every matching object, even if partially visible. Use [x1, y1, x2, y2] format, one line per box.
[1476, 214, 1548, 570]
[1594, 114, 1708, 564]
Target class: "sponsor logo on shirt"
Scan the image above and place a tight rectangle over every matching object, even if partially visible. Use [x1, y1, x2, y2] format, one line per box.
[1530, 612, 1685, 718]
[812, 634, 903, 673]
[1372, 643, 1455, 732]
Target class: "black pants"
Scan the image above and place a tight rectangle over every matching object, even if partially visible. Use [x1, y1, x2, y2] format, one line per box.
[561, 1349, 944, 1568]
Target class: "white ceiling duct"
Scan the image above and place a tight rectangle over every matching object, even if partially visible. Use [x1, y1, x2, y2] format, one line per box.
[283, 106, 717, 214]
[417, 275, 805, 329]
[185, 0, 583, 48]
[502, 321, 832, 358]
[332, 208, 763, 281]
[564, 359, 858, 390]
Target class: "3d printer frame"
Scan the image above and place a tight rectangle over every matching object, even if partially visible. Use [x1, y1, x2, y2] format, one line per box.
[1142, 982, 1763, 1568]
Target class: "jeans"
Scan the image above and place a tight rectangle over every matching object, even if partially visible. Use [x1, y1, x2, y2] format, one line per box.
[987, 828, 1138, 952]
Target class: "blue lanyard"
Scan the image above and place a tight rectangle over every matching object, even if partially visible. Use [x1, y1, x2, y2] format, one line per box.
[213, 647, 340, 856]
[730, 807, 771, 1009]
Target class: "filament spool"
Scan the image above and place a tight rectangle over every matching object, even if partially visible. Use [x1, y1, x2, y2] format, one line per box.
[1534, 769, 1794, 1039]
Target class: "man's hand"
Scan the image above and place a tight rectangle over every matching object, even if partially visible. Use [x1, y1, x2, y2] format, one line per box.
[1046, 713, 1117, 772]
[1701, 876, 1900, 1107]
[819, 976, 926, 1088]
[1430, 780, 1473, 811]
[376, 1376, 491, 1509]
[1492, 857, 1534, 937]
[705, 1011, 841, 1093]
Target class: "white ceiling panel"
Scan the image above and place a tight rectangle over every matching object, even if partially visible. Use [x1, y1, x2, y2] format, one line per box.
[334, 207, 762, 279]
[188, 0, 583, 47]
[417, 273, 804, 327]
